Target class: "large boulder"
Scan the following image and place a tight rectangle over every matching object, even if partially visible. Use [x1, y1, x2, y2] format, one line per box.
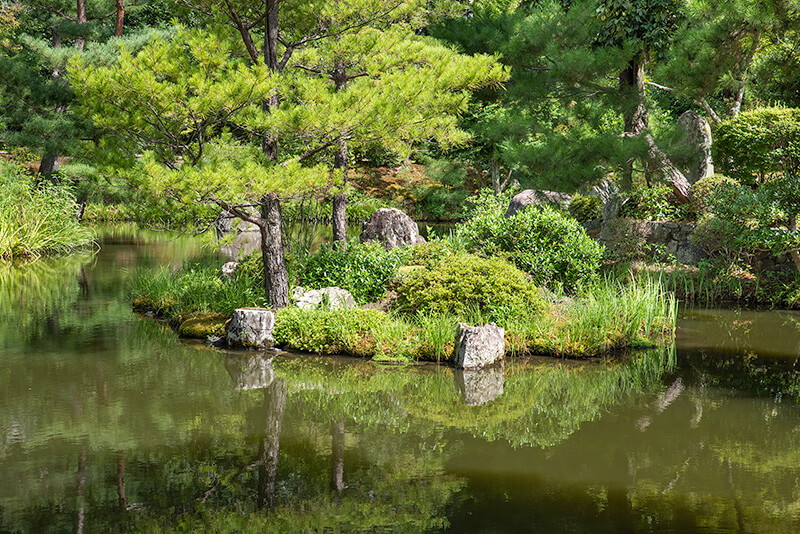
[360, 208, 425, 250]
[453, 323, 505, 370]
[677, 110, 714, 184]
[454, 366, 505, 406]
[293, 286, 357, 311]
[226, 308, 276, 349]
[506, 189, 572, 218]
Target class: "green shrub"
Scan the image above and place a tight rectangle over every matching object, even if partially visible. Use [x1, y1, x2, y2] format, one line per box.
[393, 252, 545, 319]
[568, 194, 602, 222]
[274, 307, 393, 356]
[297, 240, 410, 304]
[689, 173, 739, 215]
[456, 191, 602, 291]
[715, 106, 800, 185]
[619, 183, 690, 221]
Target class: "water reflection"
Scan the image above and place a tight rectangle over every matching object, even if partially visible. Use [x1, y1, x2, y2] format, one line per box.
[224, 353, 276, 390]
[6, 231, 800, 532]
[453, 365, 505, 406]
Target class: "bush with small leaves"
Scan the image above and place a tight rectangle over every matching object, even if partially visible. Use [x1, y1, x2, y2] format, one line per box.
[393, 252, 545, 320]
[568, 194, 602, 222]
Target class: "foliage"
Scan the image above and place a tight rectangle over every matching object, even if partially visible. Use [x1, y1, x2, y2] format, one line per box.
[0, 161, 93, 259]
[619, 183, 691, 221]
[410, 158, 471, 221]
[393, 251, 545, 320]
[715, 107, 800, 185]
[456, 189, 603, 291]
[295, 240, 410, 304]
[689, 173, 739, 215]
[568, 193, 602, 222]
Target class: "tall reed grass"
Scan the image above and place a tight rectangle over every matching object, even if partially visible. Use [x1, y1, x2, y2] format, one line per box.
[0, 162, 94, 260]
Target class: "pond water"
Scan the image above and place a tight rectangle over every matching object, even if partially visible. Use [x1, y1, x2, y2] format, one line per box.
[2, 229, 800, 533]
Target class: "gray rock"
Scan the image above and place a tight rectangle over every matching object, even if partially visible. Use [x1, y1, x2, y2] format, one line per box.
[454, 366, 505, 406]
[677, 110, 714, 184]
[295, 286, 356, 311]
[221, 261, 238, 279]
[224, 354, 275, 390]
[453, 323, 505, 370]
[226, 308, 276, 349]
[506, 189, 572, 218]
[360, 208, 425, 250]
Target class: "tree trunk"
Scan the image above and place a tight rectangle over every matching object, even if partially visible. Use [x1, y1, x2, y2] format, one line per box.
[257, 379, 287, 510]
[75, 0, 87, 50]
[114, 0, 124, 37]
[332, 138, 348, 250]
[117, 451, 127, 510]
[260, 193, 289, 309]
[619, 52, 649, 191]
[331, 59, 349, 249]
[789, 216, 800, 276]
[490, 157, 500, 194]
[644, 134, 691, 203]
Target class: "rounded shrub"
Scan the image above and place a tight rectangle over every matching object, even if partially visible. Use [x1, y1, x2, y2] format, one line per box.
[689, 173, 739, 215]
[393, 252, 545, 319]
[457, 198, 602, 292]
[568, 194, 602, 223]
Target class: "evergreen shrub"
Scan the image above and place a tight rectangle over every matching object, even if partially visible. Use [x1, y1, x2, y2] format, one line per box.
[456, 190, 602, 291]
[393, 252, 545, 319]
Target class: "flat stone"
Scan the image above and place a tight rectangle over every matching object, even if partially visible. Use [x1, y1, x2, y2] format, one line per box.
[453, 323, 505, 370]
[226, 307, 275, 349]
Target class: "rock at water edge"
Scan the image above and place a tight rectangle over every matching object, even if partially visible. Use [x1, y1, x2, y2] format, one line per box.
[453, 322, 505, 370]
[226, 308, 276, 349]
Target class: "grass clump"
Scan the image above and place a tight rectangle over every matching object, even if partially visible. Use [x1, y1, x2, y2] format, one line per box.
[130, 263, 262, 325]
[0, 161, 94, 260]
[503, 277, 677, 358]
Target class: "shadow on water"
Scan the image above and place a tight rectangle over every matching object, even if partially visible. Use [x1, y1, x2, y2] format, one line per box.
[4, 230, 800, 532]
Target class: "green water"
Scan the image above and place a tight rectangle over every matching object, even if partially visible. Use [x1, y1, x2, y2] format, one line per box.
[2, 229, 800, 533]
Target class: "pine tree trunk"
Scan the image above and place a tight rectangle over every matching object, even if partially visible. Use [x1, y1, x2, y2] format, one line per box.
[114, 0, 124, 37]
[619, 52, 648, 191]
[332, 138, 348, 250]
[331, 59, 349, 250]
[260, 193, 289, 308]
[75, 0, 87, 50]
[38, 153, 60, 177]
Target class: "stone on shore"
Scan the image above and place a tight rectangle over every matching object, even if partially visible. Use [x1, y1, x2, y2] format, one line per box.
[221, 261, 238, 279]
[293, 286, 357, 311]
[453, 322, 505, 370]
[226, 307, 275, 349]
[360, 208, 425, 250]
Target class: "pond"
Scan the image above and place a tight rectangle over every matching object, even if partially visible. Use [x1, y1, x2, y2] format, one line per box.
[2, 228, 800, 533]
